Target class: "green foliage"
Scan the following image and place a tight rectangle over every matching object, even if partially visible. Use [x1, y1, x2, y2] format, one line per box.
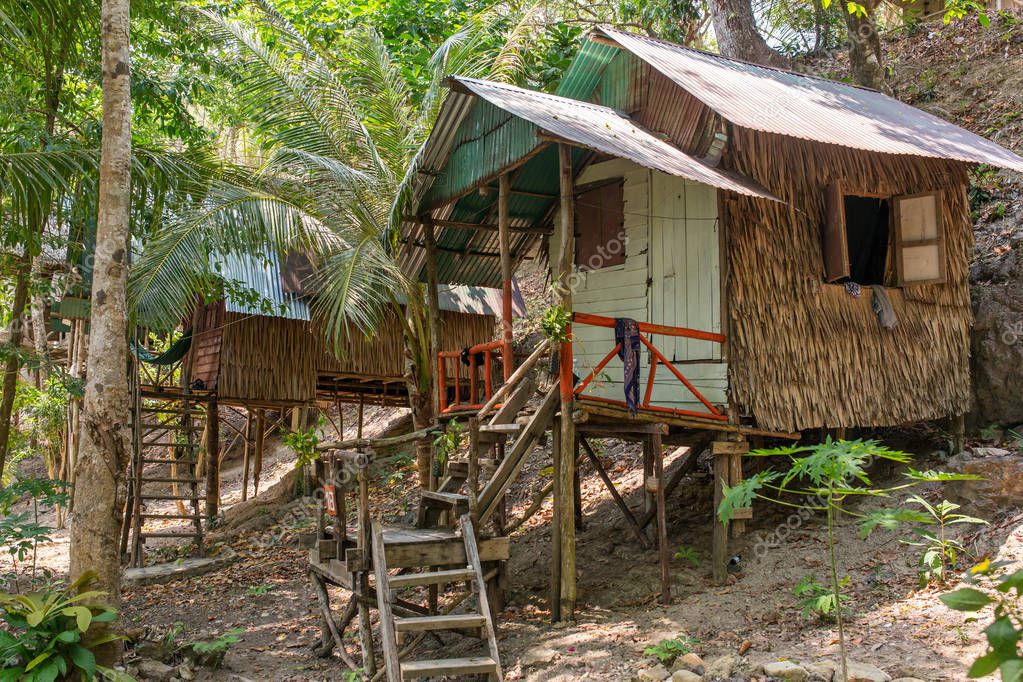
[899, 495, 987, 585]
[433, 419, 463, 471]
[541, 304, 571, 343]
[0, 478, 68, 587]
[942, 561, 1023, 679]
[673, 545, 700, 568]
[794, 575, 850, 620]
[0, 572, 125, 682]
[189, 628, 245, 669]
[245, 584, 273, 596]
[283, 426, 320, 469]
[643, 634, 699, 664]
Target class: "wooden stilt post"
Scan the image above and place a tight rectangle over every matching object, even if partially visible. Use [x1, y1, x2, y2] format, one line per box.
[498, 173, 514, 383]
[241, 410, 253, 502]
[357, 395, 365, 439]
[711, 439, 748, 583]
[550, 421, 562, 623]
[557, 143, 577, 621]
[254, 408, 265, 498]
[643, 438, 655, 517]
[653, 431, 670, 604]
[356, 445, 375, 677]
[205, 398, 220, 524]
[728, 441, 746, 539]
[424, 217, 443, 493]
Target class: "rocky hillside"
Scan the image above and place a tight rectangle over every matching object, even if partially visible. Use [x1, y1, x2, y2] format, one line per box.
[807, 12, 1023, 426]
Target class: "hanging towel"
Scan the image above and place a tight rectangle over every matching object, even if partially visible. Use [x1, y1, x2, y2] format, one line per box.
[614, 317, 642, 415]
[870, 285, 898, 329]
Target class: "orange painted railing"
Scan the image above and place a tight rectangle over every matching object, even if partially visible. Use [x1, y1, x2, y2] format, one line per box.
[438, 340, 505, 414]
[571, 312, 728, 422]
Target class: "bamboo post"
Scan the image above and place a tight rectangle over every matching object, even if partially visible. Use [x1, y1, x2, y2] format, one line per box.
[498, 173, 514, 383]
[357, 395, 365, 439]
[254, 409, 265, 498]
[424, 216, 443, 416]
[241, 410, 253, 502]
[711, 440, 733, 584]
[205, 398, 219, 524]
[557, 143, 577, 621]
[653, 432, 670, 604]
[356, 446, 375, 677]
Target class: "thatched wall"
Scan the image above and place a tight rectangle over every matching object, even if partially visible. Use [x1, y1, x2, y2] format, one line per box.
[721, 127, 973, 432]
[189, 302, 497, 406]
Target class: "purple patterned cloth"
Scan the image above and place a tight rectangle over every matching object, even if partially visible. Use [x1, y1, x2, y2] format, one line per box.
[614, 318, 642, 415]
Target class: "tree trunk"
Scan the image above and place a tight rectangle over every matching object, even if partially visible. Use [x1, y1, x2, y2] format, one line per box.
[707, 0, 791, 68]
[401, 299, 435, 490]
[843, 9, 885, 90]
[69, 0, 131, 663]
[0, 255, 32, 482]
[31, 256, 51, 389]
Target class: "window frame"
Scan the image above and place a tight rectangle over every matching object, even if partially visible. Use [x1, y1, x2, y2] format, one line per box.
[892, 190, 946, 287]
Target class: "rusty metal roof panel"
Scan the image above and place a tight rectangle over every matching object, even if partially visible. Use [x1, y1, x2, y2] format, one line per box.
[596, 27, 1023, 172]
[450, 77, 780, 200]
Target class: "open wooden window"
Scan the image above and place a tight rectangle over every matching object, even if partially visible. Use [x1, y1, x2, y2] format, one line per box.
[575, 178, 625, 271]
[893, 191, 945, 285]
[823, 182, 890, 285]
[823, 183, 945, 286]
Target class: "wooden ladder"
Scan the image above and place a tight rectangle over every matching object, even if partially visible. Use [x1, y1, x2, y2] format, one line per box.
[373, 516, 503, 681]
[127, 395, 205, 567]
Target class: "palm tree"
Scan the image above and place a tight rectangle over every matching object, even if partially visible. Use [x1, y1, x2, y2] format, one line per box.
[132, 1, 535, 484]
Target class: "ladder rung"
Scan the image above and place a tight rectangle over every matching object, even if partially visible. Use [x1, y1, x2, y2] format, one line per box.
[141, 477, 196, 484]
[479, 423, 521, 434]
[400, 656, 498, 679]
[393, 614, 485, 633]
[140, 458, 195, 464]
[139, 494, 196, 501]
[138, 531, 202, 539]
[142, 442, 199, 448]
[140, 513, 199, 520]
[388, 568, 475, 589]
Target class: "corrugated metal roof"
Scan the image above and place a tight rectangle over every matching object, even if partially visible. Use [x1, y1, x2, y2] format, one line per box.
[217, 252, 311, 321]
[595, 27, 1023, 172]
[450, 77, 780, 200]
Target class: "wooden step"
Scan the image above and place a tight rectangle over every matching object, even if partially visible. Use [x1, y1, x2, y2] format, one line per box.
[479, 423, 521, 435]
[394, 613, 485, 633]
[388, 568, 475, 589]
[139, 494, 197, 501]
[141, 442, 200, 448]
[139, 531, 201, 539]
[401, 656, 498, 679]
[141, 458, 195, 465]
[140, 513, 200, 520]
[141, 477, 197, 484]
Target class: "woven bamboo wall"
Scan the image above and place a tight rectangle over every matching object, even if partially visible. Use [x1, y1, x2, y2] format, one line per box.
[722, 127, 973, 432]
[217, 313, 319, 405]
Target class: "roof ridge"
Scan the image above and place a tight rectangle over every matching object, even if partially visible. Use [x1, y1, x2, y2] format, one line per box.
[452, 76, 630, 116]
[595, 25, 884, 94]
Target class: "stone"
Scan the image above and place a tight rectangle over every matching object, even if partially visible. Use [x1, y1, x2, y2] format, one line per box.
[763, 660, 808, 681]
[137, 659, 174, 681]
[637, 664, 671, 681]
[177, 664, 195, 681]
[845, 661, 891, 682]
[971, 245, 1023, 424]
[671, 671, 702, 682]
[519, 647, 559, 667]
[705, 654, 738, 679]
[671, 653, 705, 675]
[891, 678, 926, 682]
[805, 660, 836, 681]
[946, 450, 1023, 514]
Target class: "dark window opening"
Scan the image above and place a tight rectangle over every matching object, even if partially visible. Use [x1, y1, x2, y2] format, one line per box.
[575, 179, 626, 270]
[842, 195, 890, 285]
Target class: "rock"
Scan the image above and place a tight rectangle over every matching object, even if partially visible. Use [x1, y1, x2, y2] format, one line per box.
[971, 247, 1023, 425]
[705, 653, 738, 679]
[845, 661, 892, 682]
[805, 660, 836, 681]
[946, 451, 1023, 514]
[137, 659, 174, 681]
[519, 646, 559, 667]
[637, 664, 671, 681]
[671, 653, 705, 675]
[764, 660, 808, 681]
[891, 678, 926, 682]
[671, 671, 702, 682]
[177, 664, 195, 681]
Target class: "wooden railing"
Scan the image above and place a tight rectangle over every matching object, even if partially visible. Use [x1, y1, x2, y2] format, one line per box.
[571, 312, 728, 422]
[437, 339, 506, 414]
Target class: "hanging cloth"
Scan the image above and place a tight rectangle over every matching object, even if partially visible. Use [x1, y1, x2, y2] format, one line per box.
[870, 286, 898, 329]
[614, 317, 642, 415]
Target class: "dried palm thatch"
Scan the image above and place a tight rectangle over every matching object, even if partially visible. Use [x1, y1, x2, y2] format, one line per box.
[721, 127, 972, 432]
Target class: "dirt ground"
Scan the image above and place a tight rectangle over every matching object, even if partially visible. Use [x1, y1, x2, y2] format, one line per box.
[6, 403, 1021, 682]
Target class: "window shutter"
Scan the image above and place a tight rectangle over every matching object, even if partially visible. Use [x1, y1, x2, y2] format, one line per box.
[822, 181, 850, 282]
[575, 179, 625, 270]
[894, 191, 944, 285]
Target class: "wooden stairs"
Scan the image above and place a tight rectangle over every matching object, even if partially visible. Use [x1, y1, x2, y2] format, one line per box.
[125, 394, 205, 567]
[373, 515, 503, 681]
[418, 375, 560, 531]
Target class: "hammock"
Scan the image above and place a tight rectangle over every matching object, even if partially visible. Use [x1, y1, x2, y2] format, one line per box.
[131, 328, 192, 366]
